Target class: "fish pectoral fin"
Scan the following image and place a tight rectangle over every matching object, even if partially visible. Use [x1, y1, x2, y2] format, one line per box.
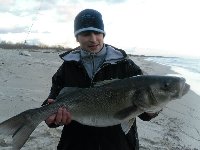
[114, 105, 138, 120]
[121, 118, 136, 134]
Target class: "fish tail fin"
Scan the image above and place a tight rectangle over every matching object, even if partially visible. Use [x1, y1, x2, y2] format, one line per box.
[0, 108, 43, 149]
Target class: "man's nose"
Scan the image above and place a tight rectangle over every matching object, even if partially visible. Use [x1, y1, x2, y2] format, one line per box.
[89, 33, 97, 42]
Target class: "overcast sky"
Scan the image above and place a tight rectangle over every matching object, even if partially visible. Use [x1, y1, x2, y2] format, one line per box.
[0, 0, 200, 57]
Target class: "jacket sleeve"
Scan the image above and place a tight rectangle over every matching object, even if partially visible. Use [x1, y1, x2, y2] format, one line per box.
[42, 62, 65, 106]
[125, 59, 143, 77]
[138, 111, 162, 121]
[42, 63, 66, 128]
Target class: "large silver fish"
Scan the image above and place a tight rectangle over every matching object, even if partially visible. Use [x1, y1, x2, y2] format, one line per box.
[0, 75, 190, 149]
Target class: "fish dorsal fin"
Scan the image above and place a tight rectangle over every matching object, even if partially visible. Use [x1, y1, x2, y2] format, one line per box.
[94, 78, 120, 87]
[59, 87, 79, 95]
[56, 87, 80, 101]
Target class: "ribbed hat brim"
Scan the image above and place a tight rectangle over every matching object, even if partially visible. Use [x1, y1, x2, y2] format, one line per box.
[74, 27, 106, 36]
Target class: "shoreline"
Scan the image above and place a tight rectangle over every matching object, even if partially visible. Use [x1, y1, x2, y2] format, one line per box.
[0, 49, 200, 149]
[130, 55, 177, 75]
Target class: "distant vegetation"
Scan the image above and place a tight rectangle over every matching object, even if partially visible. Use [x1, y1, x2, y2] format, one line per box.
[0, 41, 72, 51]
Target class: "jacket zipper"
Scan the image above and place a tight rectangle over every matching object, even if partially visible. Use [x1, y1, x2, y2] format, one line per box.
[90, 61, 110, 86]
[92, 54, 95, 80]
[89, 54, 126, 86]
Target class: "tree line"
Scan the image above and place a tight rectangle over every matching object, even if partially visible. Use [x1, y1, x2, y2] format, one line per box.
[0, 41, 72, 51]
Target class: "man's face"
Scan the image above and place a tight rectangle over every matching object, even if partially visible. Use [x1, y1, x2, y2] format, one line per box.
[76, 31, 104, 53]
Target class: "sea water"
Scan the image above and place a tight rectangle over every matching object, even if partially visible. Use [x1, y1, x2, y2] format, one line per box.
[145, 57, 200, 96]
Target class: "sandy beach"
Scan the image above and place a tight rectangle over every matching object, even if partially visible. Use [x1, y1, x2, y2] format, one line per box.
[132, 56, 200, 150]
[0, 49, 199, 150]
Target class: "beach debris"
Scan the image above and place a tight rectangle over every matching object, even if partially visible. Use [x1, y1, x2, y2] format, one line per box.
[19, 51, 31, 56]
[0, 75, 190, 149]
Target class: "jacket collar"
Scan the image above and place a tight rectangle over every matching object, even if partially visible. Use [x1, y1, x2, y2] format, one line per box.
[60, 44, 126, 64]
[80, 44, 107, 61]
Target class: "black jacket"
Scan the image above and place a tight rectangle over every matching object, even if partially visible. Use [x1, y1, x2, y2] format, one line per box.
[43, 44, 153, 150]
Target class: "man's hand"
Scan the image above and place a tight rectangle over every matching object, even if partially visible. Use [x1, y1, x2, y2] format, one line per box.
[45, 99, 72, 126]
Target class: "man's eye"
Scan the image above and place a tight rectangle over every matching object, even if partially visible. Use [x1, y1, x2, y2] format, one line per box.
[93, 31, 101, 35]
[81, 32, 91, 36]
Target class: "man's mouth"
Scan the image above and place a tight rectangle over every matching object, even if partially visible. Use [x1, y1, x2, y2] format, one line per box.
[88, 44, 98, 48]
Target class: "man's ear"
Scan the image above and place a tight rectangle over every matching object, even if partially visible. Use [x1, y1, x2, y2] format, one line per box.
[76, 36, 79, 42]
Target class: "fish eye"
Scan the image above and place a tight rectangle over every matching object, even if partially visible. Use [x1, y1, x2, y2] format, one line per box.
[163, 82, 170, 89]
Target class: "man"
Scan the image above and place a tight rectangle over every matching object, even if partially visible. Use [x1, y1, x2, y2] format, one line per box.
[43, 9, 159, 150]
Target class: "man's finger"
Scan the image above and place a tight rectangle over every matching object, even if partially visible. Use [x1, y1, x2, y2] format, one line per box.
[55, 107, 63, 124]
[61, 108, 68, 125]
[47, 99, 55, 104]
[65, 111, 72, 125]
[45, 114, 56, 125]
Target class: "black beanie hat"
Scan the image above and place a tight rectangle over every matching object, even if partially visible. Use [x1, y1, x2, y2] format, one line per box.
[74, 9, 105, 36]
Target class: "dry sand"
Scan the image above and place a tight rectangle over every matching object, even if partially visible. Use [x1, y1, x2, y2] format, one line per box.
[0, 49, 199, 149]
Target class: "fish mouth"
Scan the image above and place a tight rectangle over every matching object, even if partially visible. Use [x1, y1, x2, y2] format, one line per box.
[179, 82, 190, 97]
[182, 83, 190, 95]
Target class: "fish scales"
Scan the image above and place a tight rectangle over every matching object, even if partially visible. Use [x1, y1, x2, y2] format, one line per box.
[0, 75, 190, 149]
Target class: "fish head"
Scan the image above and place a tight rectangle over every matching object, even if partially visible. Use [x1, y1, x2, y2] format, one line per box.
[148, 76, 190, 110]
[150, 76, 190, 99]
[132, 75, 190, 112]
